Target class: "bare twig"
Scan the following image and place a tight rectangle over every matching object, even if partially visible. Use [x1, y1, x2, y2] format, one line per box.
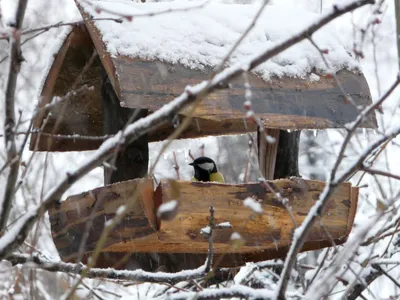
[80, 0, 211, 21]
[205, 206, 215, 273]
[362, 167, 400, 181]
[7, 252, 231, 284]
[172, 151, 180, 180]
[275, 64, 400, 298]
[0, 0, 28, 232]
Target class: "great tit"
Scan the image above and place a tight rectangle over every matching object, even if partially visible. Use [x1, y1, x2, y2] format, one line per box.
[189, 156, 225, 183]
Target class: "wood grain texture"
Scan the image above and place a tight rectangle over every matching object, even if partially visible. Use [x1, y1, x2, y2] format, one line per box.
[49, 178, 155, 261]
[50, 178, 358, 267]
[30, 22, 377, 152]
[258, 128, 280, 179]
[116, 57, 376, 129]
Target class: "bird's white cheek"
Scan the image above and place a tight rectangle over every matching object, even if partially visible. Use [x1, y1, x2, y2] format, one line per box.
[197, 162, 214, 171]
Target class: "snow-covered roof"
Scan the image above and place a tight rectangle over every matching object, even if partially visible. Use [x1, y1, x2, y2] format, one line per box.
[80, 0, 358, 80]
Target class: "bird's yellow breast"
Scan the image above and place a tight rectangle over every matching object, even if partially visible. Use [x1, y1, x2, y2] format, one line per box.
[209, 172, 225, 183]
[191, 172, 225, 183]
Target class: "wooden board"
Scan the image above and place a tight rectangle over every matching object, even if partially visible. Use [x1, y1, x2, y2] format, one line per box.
[49, 178, 358, 267]
[30, 21, 376, 152]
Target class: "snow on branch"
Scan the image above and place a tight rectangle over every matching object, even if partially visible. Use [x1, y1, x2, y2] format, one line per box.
[168, 285, 274, 300]
[276, 74, 400, 299]
[7, 252, 210, 284]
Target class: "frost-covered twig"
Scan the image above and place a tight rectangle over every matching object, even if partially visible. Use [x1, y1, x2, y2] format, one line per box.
[303, 135, 400, 298]
[81, 0, 210, 22]
[167, 285, 274, 300]
[7, 252, 230, 284]
[0, 19, 123, 41]
[0, 0, 28, 232]
[0, 0, 374, 263]
[276, 73, 400, 299]
[277, 123, 400, 299]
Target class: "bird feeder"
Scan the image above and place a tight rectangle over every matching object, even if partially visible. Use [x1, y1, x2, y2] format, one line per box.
[34, 1, 376, 270]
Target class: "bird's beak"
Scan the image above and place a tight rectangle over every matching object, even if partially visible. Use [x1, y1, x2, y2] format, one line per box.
[189, 162, 194, 166]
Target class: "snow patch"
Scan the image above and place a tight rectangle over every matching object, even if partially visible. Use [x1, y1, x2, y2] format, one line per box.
[157, 200, 178, 215]
[243, 197, 263, 214]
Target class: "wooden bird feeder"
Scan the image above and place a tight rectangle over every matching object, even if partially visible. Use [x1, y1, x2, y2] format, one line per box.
[35, 1, 376, 270]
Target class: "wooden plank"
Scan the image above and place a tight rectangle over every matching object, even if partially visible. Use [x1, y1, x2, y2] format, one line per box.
[258, 128, 280, 179]
[30, 24, 103, 151]
[50, 178, 357, 267]
[115, 57, 376, 128]
[155, 179, 352, 252]
[49, 178, 156, 261]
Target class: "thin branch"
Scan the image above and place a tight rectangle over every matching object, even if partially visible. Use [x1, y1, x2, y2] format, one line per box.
[278, 126, 400, 299]
[0, 0, 28, 232]
[81, 0, 211, 21]
[276, 70, 400, 299]
[0, 19, 123, 41]
[362, 167, 400, 181]
[205, 206, 215, 273]
[7, 252, 231, 285]
[172, 151, 180, 180]
[373, 265, 400, 289]
[167, 285, 273, 300]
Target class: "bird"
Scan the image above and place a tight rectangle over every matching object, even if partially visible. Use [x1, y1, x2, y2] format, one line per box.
[189, 156, 225, 183]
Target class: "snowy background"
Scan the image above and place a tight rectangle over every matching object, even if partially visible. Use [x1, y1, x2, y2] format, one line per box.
[0, 0, 400, 299]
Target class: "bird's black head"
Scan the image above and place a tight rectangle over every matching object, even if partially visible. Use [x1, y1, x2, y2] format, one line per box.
[189, 156, 217, 181]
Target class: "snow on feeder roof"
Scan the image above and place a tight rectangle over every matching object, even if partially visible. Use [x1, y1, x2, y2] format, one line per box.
[31, 0, 376, 152]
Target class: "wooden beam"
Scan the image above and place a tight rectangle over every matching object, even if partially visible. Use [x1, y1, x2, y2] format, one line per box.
[49, 178, 156, 261]
[258, 128, 280, 180]
[49, 178, 358, 268]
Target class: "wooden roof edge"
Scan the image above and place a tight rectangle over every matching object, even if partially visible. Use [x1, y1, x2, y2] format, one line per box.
[76, 1, 121, 97]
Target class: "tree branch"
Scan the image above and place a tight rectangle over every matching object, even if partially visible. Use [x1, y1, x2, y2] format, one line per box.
[276, 71, 399, 299]
[6, 252, 232, 285]
[0, 0, 28, 232]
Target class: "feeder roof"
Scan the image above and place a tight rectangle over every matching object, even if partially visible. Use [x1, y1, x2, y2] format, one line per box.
[30, 1, 376, 152]
[81, 1, 358, 80]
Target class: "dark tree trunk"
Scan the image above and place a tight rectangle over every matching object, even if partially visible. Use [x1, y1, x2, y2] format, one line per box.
[274, 130, 301, 179]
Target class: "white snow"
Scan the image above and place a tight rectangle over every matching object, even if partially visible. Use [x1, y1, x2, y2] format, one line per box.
[243, 197, 263, 214]
[216, 221, 232, 228]
[230, 232, 242, 240]
[200, 225, 211, 235]
[157, 200, 178, 215]
[309, 72, 320, 82]
[116, 205, 126, 215]
[266, 135, 276, 144]
[80, 0, 359, 80]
